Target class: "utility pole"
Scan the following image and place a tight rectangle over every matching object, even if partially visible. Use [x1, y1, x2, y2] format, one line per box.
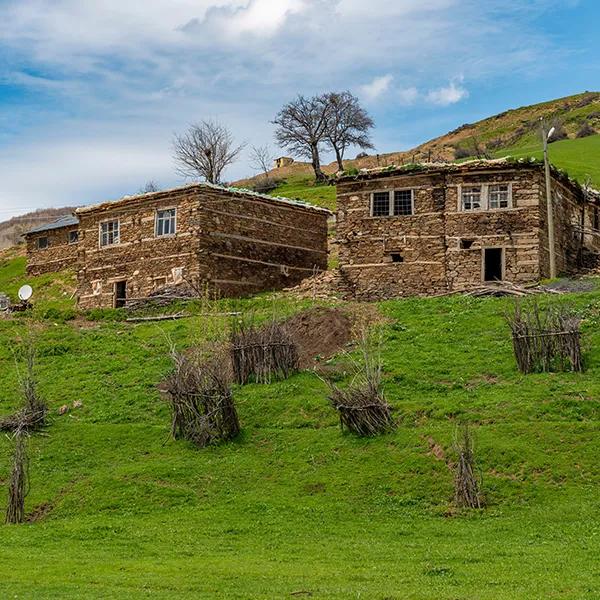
[541, 118, 556, 279]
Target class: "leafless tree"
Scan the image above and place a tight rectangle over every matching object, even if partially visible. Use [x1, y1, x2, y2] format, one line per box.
[249, 144, 274, 178]
[273, 95, 330, 182]
[173, 120, 245, 184]
[322, 91, 374, 171]
[140, 180, 160, 194]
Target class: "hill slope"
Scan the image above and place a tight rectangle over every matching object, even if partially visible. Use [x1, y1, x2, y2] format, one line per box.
[236, 92, 600, 210]
[0, 207, 79, 250]
[0, 255, 599, 598]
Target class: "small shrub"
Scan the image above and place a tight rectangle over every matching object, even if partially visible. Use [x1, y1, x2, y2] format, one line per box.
[453, 146, 473, 160]
[576, 122, 596, 139]
[453, 425, 483, 509]
[251, 177, 281, 194]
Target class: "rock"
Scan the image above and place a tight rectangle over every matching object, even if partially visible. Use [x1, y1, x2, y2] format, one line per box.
[58, 404, 69, 415]
[73, 400, 83, 409]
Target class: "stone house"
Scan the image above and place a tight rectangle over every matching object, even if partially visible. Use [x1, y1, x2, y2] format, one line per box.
[274, 157, 294, 169]
[24, 215, 80, 275]
[75, 183, 330, 309]
[336, 160, 600, 299]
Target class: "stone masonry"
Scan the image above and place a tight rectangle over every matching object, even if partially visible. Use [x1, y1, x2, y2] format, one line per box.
[24, 216, 80, 276]
[336, 160, 600, 300]
[75, 183, 330, 309]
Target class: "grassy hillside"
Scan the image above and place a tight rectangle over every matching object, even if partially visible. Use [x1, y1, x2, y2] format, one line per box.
[495, 134, 600, 188]
[233, 92, 600, 210]
[0, 256, 599, 598]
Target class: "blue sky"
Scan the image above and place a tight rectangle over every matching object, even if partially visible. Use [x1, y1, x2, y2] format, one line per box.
[0, 0, 599, 219]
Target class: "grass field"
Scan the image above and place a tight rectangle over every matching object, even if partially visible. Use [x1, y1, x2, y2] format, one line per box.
[0, 253, 599, 598]
[496, 134, 600, 189]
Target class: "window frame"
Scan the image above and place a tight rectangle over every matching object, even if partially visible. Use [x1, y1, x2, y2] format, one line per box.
[370, 189, 415, 217]
[37, 236, 49, 250]
[459, 183, 513, 212]
[68, 230, 79, 245]
[155, 207, 177, 238]
[99, 219, 120, 248]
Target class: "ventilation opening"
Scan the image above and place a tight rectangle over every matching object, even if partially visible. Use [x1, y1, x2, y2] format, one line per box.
[484, 248, 503, 282]
[460, 239, 474, 250]
[390, 252, 404, 263]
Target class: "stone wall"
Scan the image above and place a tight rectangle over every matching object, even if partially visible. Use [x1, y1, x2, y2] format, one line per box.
[335, 163, 577, 299]
[198, 189, 329, 297]
[76, 185, 329, 309]
[25, 226, 79, 275]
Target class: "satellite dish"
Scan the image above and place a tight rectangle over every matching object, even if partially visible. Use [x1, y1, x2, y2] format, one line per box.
[547, 127, 556, 141]
[18, 285, 33, 301]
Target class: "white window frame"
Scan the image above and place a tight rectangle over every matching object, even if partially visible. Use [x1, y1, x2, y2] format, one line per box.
[488, 184, 512, 210]
[99, 219, 120, 248]
[37, 236, 49, 250]
[459, 183, 513, 212]
[370, 189, 415, 217]
[155, 207, 177, 237]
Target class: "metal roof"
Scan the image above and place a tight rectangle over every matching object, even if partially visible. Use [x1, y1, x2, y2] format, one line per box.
[24, 215, 79, 235]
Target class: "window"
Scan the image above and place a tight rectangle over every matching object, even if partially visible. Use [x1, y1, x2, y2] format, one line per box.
[460, 183, 512, 211]
[460, 239, 474, 249]
[37, 237, 48, 250]
[100, 220, 120, 247]
[69, 230, 79, 244]
[372, 190, 414, 216]
[489, 184, 510, 209]
[156, 208, 176, 237]
[390, 252, 404, 263]
[393, 190, 413, 216]
[372, 192, 390, 216]
[593, 207, 599, 231]
[461, 186, 482, 211]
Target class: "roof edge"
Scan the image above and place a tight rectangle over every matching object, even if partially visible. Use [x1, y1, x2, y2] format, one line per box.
[76, 182, 332, 215]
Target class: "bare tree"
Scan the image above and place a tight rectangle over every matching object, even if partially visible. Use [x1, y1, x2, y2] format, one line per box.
[273, 95, 330, 182]
[140, 180, 160, 194]
[322, 91, 375, 171]
[249, 144, 274, 178]
[173, 120, 245, 184]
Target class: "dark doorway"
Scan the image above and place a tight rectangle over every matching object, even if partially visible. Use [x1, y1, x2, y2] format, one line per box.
[114, 281, 127, 308]
[484, 248, 503, 282]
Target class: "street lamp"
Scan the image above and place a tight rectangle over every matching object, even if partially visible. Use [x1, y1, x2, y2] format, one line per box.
[541, 119, 556, 279]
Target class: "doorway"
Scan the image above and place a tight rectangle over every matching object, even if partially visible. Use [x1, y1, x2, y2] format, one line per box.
[483, 248, 503, 282]
[114, 280, 127, 308]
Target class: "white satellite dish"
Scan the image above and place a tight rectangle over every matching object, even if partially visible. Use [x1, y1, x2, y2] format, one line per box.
[547, 127, 556, 141]
[18, 285, 33, 301]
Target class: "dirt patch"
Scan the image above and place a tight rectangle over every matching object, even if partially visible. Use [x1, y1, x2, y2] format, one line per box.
[424, 436, 454, 471]
[284, 307, 353, 369]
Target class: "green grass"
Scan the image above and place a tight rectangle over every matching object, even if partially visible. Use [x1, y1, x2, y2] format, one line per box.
[496, 134, 600, 188]
[0, 256, 600, 598]
[270, 174, 337, 211]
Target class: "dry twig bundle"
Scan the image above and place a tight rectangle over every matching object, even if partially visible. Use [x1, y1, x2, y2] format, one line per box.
[5, 429, 30, 524]
[507, 301, 583, 373]
[230, 318, 299, 384]
[0, 334, 48, 432]
[325, 332, 395, 436]
[453, 425, 483, 509]
[163, 352, 240, 448]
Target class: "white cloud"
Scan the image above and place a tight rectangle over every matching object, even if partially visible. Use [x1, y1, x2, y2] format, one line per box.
[360, 75, 393, 101]
[398, 87, 420, 105]
[0, 0, 573, 217]
[426, 78, 469, 106]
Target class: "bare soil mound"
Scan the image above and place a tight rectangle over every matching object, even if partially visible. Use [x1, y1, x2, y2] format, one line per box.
[284, 307, 353, 369]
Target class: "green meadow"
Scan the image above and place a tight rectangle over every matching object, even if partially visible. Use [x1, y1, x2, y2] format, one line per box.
[0, 251, 599, 598]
